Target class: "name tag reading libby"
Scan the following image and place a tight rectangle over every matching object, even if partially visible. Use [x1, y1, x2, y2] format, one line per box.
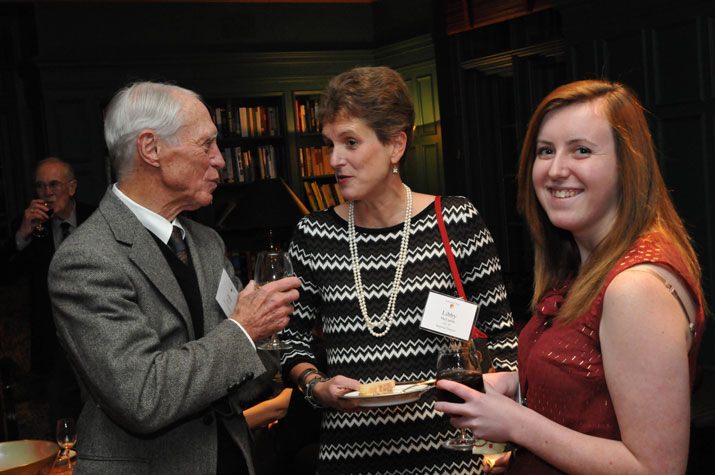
[420, 290, 479, 341]
[216, 269, 239, 318]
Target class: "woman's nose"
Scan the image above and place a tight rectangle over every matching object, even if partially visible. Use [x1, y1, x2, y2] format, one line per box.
[547, 153, 570, 179]
[329, 147, 342, 169]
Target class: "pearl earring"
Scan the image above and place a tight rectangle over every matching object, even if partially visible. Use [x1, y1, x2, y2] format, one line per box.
[392, 165, 399, 174]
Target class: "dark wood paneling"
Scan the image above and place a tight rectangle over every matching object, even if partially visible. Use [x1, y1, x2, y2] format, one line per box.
[435, 1, 715, 357]
[403, 71, 445, 195]
[602, 32, 647, 96]
[652, 20, 704, 105]
[658, 114, 709, 249]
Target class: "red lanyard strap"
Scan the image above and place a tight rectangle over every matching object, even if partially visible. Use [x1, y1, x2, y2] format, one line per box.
[434, 196, 488, 339]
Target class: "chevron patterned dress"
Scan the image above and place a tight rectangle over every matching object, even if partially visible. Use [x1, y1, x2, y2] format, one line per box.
[281, 196, 518, 474]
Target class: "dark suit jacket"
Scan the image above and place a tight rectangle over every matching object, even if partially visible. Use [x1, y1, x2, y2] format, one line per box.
[48, 188, 271, 474]
[1, 201, 95, 373]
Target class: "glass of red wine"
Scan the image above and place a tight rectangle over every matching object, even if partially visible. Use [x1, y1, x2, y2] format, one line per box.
[436, 339, 484, 450]
[32, 203, 53, 238]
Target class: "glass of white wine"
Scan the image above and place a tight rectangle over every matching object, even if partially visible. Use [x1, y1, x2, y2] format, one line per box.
[54, 417, 77, 471]
[254, 250, 294, 351]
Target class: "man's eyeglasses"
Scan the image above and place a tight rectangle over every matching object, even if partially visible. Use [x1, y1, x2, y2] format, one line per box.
[35, 180, 73, 192]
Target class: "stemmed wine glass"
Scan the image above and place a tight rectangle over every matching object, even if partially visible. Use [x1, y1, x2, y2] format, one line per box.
[254, 250, 294, 351]
[54, 417, 77, 468]
[435, 339, 484, 451]
[32, 203, 53, 238]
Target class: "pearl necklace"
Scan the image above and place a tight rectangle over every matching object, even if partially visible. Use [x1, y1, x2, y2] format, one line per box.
[348, 183, 412, 337]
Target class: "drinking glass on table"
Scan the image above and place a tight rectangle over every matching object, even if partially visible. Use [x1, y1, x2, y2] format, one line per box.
[254, 250, 294, 351]
[53, 417, 77, 472]
[435, 340, 484, 451]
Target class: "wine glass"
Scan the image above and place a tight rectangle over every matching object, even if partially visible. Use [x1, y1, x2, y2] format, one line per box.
[55, 417, 77, 466]
[31, 203, 53, 238]
[254, 250, 294, 351]
[435, 339, 484, 451]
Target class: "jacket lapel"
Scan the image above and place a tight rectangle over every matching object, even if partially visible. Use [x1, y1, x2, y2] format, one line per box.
[182, 222, 218, 331]
[99, 189, 194, 337]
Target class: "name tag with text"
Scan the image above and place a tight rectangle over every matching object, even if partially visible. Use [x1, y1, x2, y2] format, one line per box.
[419, 290, 479, 341]
[216, 269, 239, 318]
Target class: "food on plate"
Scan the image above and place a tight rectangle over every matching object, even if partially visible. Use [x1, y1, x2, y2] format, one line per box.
[358, 379, 396, 396]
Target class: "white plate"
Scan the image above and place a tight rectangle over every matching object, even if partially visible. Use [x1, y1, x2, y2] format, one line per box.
[340, 383, 432, 407]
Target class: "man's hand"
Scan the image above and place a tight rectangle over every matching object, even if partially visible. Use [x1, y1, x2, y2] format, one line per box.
[230, 276, 300, 342]
[18, 199, 51, 239]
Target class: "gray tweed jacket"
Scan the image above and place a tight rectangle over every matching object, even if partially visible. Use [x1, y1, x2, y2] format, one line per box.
[49, 188, 272, 474]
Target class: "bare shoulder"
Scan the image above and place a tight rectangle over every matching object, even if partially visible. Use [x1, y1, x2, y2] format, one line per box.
[603, 264, 694, 345]
[608, 264, 696, 315]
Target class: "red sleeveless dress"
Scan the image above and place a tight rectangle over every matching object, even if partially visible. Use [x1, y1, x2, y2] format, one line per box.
[509, 233, 705, 474]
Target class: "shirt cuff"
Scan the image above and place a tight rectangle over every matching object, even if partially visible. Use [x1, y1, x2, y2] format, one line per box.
[227, 318, 256, 351]
[15, 231, 31, 251]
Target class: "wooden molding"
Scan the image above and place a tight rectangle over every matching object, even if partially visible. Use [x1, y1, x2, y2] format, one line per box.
[460, 39, 565, 76]
[445, 0, 554, 35]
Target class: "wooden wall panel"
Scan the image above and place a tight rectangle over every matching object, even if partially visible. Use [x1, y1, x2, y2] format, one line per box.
[602, 32, 648, 98]
[710, 17, 715, 99]
[658, 114, 710, 246]
[435, 1, 715, 343]
[417, 75, 439, 136]
[397, 58, 445, 196]
[652, 20, 704, 105]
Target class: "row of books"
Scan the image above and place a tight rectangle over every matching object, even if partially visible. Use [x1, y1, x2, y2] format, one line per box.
[298, 145, 332, 177]
[303, 180, 345, 211]
[295, 96, 320, 134]
[213, 104, 281, 138]
[220, 145, 279, 184]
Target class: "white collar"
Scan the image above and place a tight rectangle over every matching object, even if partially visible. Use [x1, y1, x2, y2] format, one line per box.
[112, 184, 185, 245]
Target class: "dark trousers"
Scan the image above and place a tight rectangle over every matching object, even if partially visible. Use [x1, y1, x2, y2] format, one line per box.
[216, 417, 249, 475]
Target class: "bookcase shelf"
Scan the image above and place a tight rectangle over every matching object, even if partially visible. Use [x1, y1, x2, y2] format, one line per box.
[293, 91, 343, 211]
[208, 95, 287, 186]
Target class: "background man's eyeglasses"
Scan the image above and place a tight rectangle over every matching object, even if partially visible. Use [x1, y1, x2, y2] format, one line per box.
[35, 180, 73, 192]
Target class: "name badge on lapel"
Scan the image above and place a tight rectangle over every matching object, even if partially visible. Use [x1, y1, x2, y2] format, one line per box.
[216, 269, 238, 317]
[420, 290, 479, 341]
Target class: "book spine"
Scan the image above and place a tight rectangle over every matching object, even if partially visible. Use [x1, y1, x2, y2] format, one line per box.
[303, 181, 318, 211]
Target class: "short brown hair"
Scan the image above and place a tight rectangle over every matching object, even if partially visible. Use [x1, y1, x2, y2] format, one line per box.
[318, 66, 415, 151]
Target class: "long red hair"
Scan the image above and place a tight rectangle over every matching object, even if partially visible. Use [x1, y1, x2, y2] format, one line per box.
[517, 79, 703, 322]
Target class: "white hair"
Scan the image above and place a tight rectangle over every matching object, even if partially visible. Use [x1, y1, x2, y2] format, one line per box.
[103, 81, 201, 180]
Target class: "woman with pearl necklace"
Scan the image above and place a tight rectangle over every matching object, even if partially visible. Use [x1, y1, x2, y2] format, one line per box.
[280, 66, 517, 475]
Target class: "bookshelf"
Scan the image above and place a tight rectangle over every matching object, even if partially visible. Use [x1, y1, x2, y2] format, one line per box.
[293, 92, 344, 211]
[200, 95, 296, 282]
[209, 95, 287, 185]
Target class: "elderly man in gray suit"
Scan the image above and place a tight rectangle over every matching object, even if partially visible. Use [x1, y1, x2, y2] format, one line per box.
[48, 81, 300, 474]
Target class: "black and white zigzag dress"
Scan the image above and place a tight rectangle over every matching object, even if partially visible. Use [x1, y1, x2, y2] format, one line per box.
[281, 196, 518, 475]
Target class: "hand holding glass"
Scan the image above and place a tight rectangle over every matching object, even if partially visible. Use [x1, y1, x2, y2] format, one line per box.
[31, 202, 53, 238]
[254, 250, 294, 351]
[436, 340, 484, 450]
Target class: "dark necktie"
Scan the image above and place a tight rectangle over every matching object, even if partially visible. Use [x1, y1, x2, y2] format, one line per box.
[169, 226, 189, 265]
[60, 222, 72, 242]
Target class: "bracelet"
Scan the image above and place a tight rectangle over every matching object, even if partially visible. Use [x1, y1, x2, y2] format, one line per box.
[304, 375, 330, 409]
[297, 367, 320, 394]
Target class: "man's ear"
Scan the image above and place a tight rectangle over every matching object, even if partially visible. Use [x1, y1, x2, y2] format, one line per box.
[67, 179, 78, 197]
[136, 130, 161, 168]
